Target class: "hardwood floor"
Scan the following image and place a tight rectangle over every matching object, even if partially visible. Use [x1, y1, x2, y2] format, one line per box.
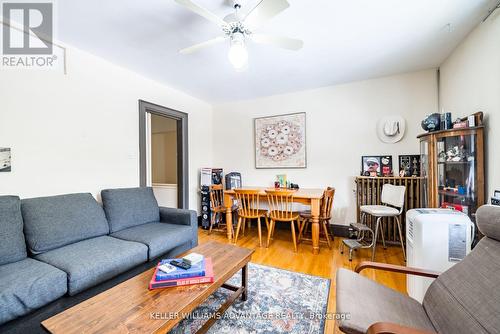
[198, 225, 406, 334]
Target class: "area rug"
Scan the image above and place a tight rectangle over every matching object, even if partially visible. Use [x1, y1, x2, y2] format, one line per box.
[169, 263, 330, 334]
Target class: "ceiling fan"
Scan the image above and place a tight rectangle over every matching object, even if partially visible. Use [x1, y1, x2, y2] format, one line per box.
[174, 0, 303, 71]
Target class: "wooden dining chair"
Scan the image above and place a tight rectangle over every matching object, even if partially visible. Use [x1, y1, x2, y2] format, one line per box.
[208, 184, 237, 235]
[298, 187, 335, 249]
[265, 189, 300, 252]
[233, 189, 269, 247]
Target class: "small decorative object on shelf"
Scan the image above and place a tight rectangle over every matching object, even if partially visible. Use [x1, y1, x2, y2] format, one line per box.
[440, 112, 452, 130]
[453, 118, 468, 129]
[276, 174, 287, 188]
[421, 113, 441, 132]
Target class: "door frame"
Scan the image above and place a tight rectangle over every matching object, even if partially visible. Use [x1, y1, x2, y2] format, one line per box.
[139, 100, 188, 209]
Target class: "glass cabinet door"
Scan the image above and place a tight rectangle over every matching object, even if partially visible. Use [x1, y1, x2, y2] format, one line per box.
[420, 140, 429, 208]
[436, 133, 478, 216]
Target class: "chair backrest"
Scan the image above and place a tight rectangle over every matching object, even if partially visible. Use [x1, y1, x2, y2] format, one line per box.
[380, 184, 405, 209]
[265, 189, 296, 221]
[320, 187, 335, 219]
[209, 184, 224, 210]
[422, 205, 500, 334]
[234, 189, 261, 218]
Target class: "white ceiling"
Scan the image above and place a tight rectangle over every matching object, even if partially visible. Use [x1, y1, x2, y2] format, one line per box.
[57, 0, 497, 103]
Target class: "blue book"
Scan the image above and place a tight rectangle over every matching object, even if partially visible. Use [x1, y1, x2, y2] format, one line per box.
[155, 259, 206, 281]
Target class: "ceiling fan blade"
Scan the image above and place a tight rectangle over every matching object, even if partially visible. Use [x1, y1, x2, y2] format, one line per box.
[250, 34, 303, 50]
[243, 0, 290, 31]
[174, 0, 227, 27]
[179, 36, 226, 55]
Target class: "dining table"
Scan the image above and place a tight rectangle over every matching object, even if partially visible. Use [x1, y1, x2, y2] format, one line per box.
[224, 187, 325, 254]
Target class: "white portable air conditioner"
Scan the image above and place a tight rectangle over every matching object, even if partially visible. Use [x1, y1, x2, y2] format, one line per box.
[406, 208, 474, 303]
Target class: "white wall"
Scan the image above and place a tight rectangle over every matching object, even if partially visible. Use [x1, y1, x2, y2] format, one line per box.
[439, 11, 500, 200]
[0, 44, 213, 212]
[212, 70, 438, 225]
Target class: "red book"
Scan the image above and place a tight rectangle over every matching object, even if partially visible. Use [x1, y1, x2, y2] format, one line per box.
[148, 258, 214, 290]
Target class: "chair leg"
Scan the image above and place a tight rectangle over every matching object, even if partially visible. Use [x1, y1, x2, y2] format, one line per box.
[208, 212, 216, 235]
[234, 216, 242, 244]
[241, 217, 246, 236]
[379, 218, 387, 249]
[348, 248, 353, 261]
[266, 219, 275, 248]
[371, 217, 382, 261]
[264, 216, 269, 230]
[358, 212, 367, 242]
[291, 220, 298, 252]
[271, 219, 276, 239]
[322, 221, 332, 249]
[257, 217, 262, 247]
[298, 218, 306, 242]
[396, 216, 406, 261]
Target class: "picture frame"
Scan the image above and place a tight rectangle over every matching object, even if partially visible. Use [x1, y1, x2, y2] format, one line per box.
[361, 155, 393, 177]
[398, 155, 421, 177]
[254, 112, 306, 169]
[0, 147, 11, 172]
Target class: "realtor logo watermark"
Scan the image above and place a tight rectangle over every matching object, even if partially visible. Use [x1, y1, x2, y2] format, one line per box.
[1, 1, 57, 68]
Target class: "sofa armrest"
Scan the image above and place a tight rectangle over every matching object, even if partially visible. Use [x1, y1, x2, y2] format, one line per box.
[355, 261, 440, 278]
[367, 322, 436, 334]
[159, 207, 197, 227]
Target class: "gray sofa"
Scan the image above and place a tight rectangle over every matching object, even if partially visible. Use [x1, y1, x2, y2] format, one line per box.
[0, 187, 197, 326]
[0, 196, 67, 325]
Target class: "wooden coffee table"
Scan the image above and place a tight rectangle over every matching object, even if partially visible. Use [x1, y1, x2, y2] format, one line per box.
[42, 241, 254, 334]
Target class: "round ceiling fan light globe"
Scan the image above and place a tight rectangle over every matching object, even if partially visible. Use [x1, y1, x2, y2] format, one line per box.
[228, 36, 248, 70]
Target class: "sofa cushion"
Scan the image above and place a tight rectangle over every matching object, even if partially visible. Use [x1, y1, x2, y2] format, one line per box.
[101, 187, 160, 233]
[35, 236, 148, 295]
[0, 196, 27, 265]
[0, 258, 67, 325]
[336, 268, 435, 334]
[111, 222, 193, 260]
[21, 193, 109, 254]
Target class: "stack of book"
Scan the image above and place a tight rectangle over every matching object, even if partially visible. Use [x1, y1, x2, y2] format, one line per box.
[149, 254, 213, 290]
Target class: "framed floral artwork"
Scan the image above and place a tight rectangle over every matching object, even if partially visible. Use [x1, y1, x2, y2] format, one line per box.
[254, 112, 306, 169]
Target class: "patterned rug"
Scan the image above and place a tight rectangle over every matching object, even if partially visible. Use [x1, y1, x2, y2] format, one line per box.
[168, 263, 330, 334]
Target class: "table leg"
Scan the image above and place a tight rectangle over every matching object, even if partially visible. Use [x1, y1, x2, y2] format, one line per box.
[241, 264, 248, 301]
[311, 198, 321, 255]
[224, 192, 233, 242]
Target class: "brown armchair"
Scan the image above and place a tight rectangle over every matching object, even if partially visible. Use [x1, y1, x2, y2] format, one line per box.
[336, 205, 500, 334]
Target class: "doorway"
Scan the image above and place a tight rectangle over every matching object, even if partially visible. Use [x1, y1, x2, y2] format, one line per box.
[139, 100, 188, 209]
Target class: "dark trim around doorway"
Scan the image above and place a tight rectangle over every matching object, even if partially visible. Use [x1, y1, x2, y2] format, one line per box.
[139, 100, 189, 209]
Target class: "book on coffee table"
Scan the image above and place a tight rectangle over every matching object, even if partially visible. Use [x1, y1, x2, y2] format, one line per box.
[149, 258, 214, 289]
[155, 258, 206, 281]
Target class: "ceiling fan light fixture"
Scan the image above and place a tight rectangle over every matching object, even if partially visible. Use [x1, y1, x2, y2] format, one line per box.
[228, 32, 248, 71]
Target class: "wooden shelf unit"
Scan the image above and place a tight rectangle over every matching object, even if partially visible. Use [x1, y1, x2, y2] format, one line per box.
[418, 126, 485, 218]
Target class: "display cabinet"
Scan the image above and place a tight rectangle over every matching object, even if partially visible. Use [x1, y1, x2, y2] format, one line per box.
[418, 126, 485, 218]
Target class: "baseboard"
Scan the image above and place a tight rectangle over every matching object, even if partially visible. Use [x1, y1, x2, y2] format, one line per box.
[331, 224, 352, 238]
[198, 216, 354, 239]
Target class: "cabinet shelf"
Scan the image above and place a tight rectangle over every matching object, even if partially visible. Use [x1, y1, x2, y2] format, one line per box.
[437, 160, 473, 165]
[438, 190, 475, 200]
